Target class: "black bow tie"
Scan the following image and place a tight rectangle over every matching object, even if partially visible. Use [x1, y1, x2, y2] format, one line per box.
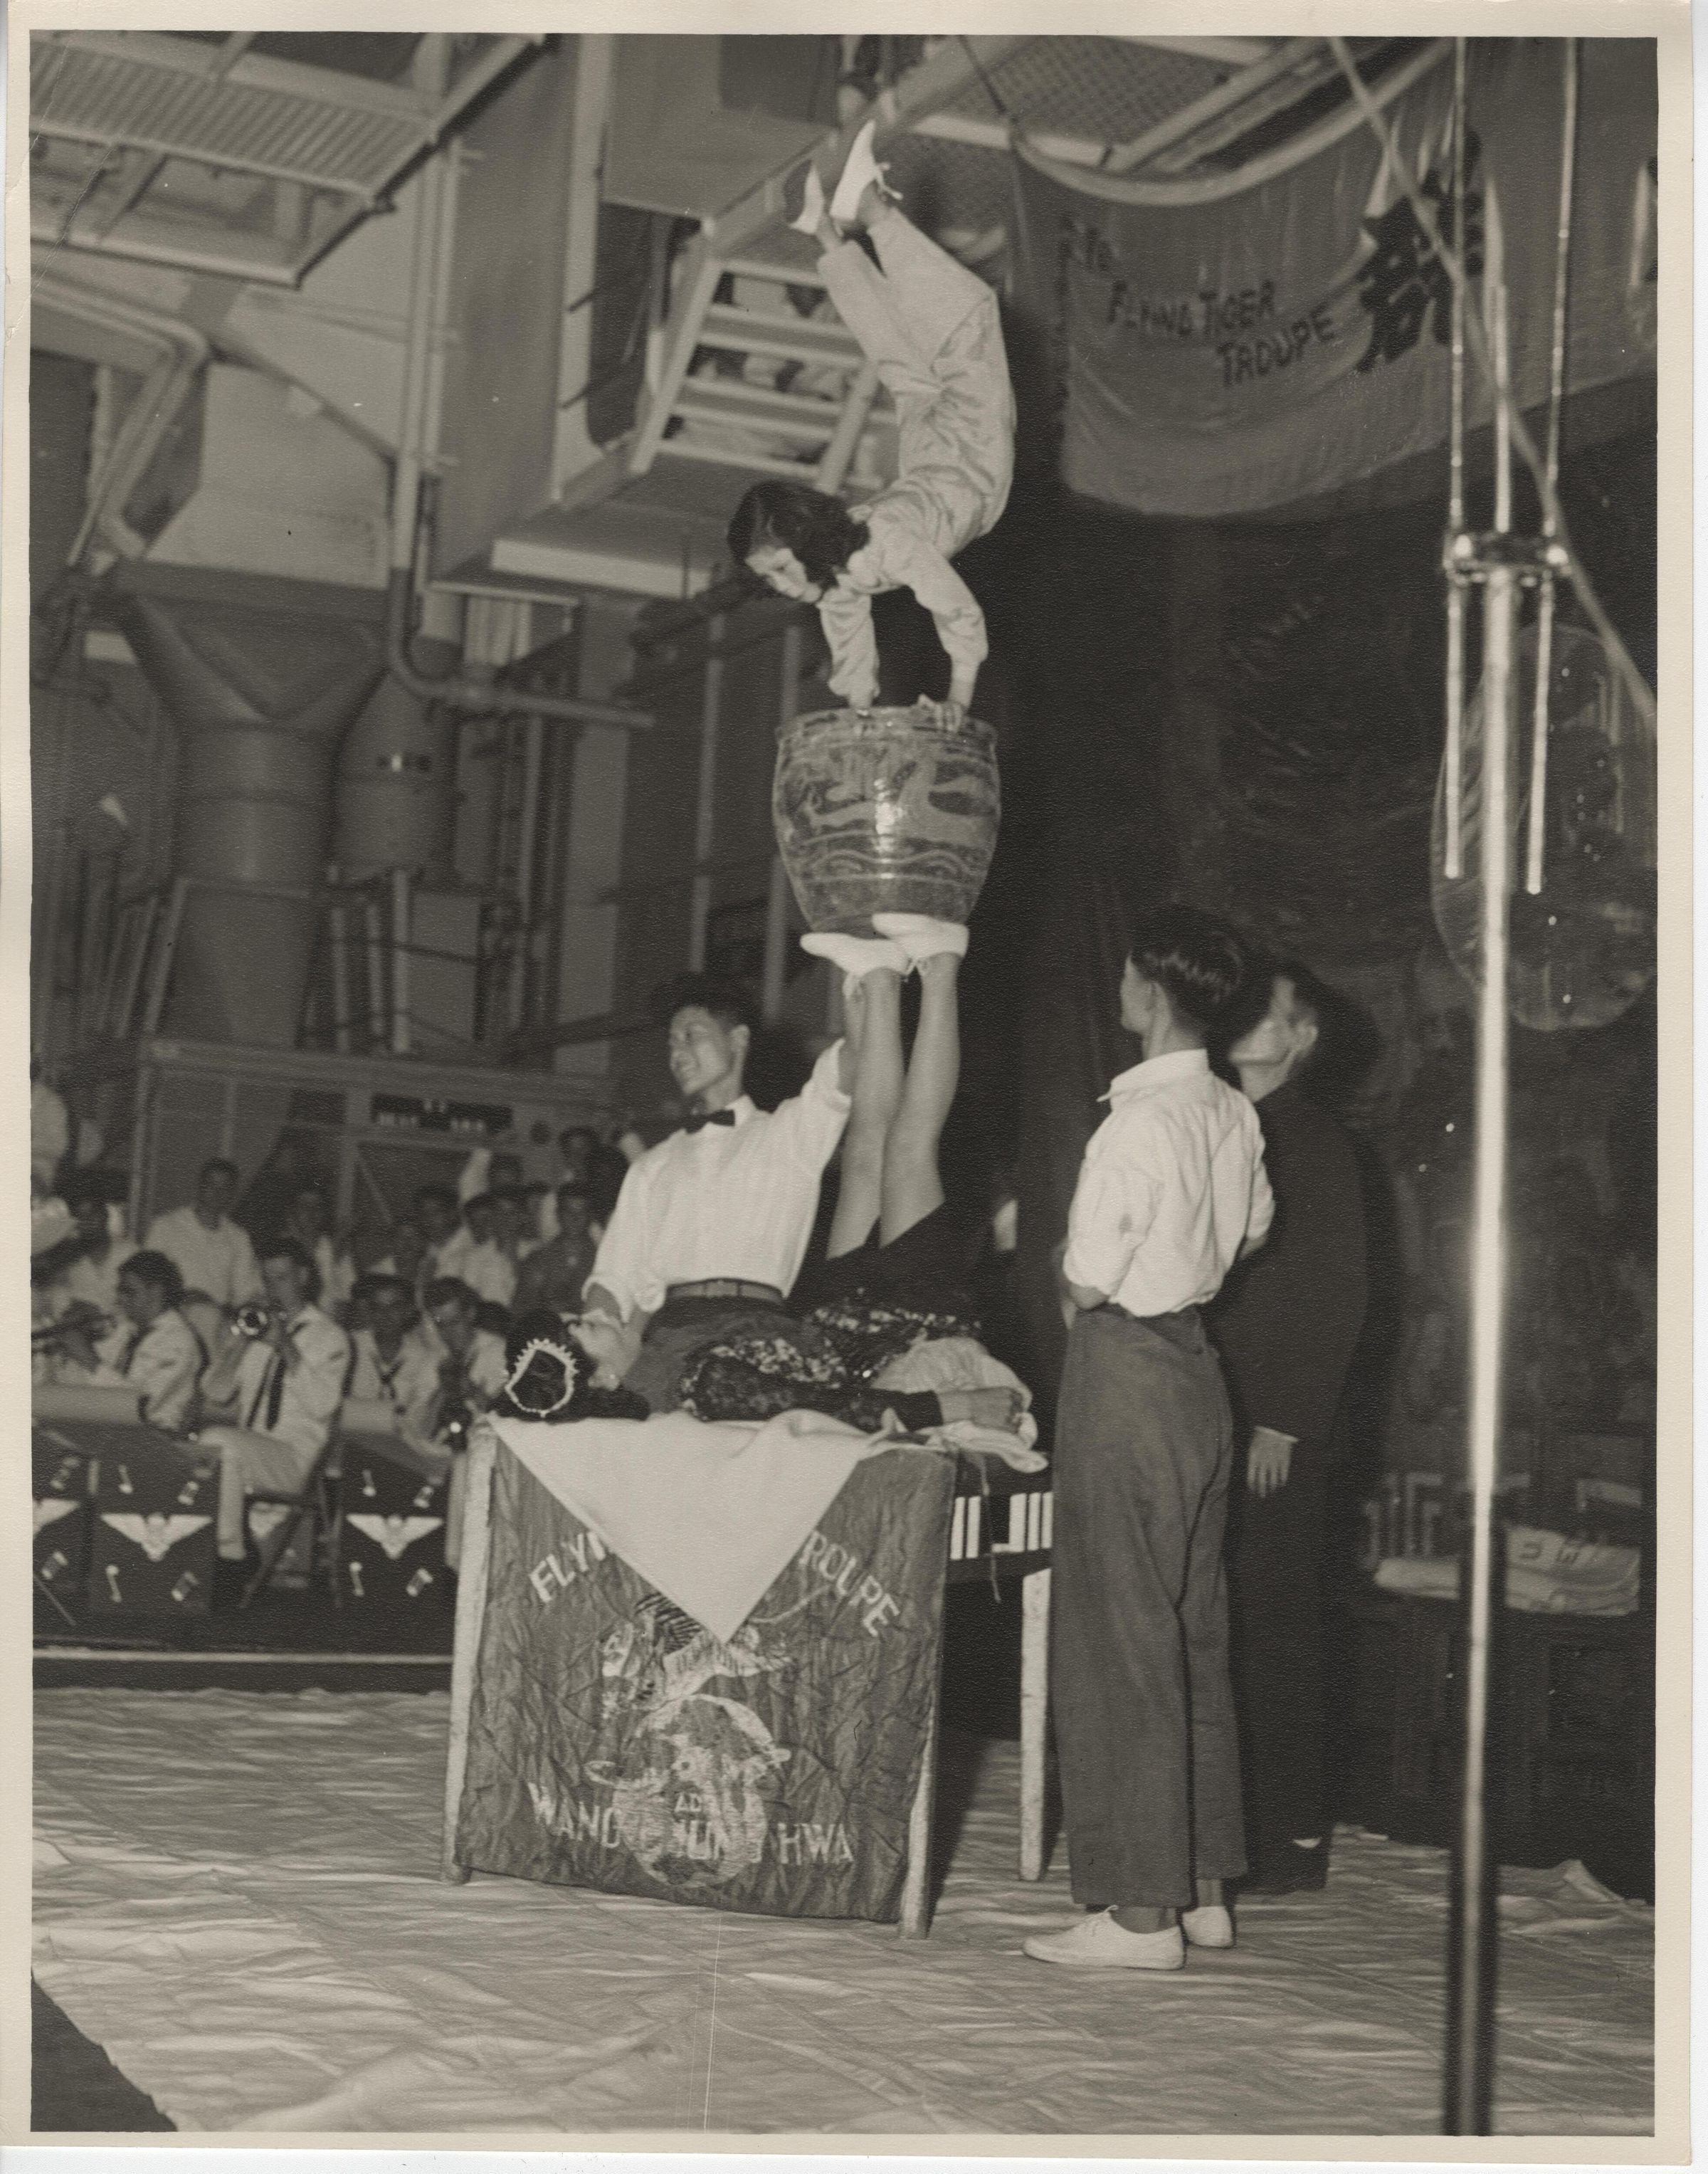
[682, 1108, 737, 1134]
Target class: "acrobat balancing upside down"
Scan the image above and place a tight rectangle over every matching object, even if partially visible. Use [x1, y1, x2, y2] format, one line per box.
[728, 119, 1016, 732]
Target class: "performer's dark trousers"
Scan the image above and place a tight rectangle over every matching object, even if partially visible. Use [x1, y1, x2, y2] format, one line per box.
[1050, 1303, 1247, 1909]
[1226, 1438, 1332, 1859]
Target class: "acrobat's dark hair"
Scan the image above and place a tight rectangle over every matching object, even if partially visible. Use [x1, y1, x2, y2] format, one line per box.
[1128, 905, 1250, 1035]
[659, 972, 760, 1039]
[728, 481, 867, 594]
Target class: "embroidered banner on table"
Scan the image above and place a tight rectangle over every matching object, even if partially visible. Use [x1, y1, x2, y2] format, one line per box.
[1013, 40, 1656, 518]
[455, 1442, 954, 1923]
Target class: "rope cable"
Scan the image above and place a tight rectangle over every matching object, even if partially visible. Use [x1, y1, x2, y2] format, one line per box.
[1524, 36, 1581, 894]
[1442, 37, 1469, 878]
[1325, 36, 1655, 732]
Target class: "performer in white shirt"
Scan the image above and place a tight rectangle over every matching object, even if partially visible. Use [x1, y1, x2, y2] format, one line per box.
[145, 1159, 265, 1312]
[344, 1274, 443, 1434]
[48, 1249, 205, 1434]
[198, 1237, 351, 1565]
[1024, 906, 1273, 1977]
[579, 975, 852, 1411]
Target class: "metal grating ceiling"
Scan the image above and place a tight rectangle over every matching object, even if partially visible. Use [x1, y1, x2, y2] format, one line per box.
[947, 38, 1228, 146]
[33, 41, 429, 197]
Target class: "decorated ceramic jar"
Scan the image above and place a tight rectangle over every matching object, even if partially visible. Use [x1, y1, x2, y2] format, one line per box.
[772, 706, 1001, 935]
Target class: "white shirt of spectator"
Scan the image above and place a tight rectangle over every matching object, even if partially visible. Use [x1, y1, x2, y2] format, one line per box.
[307, 1232, 356, 1315]
[49, 1239, 137, 1322]
[227, 1303, 351, 1458]
[144, 1205, 265, 1311]
[1065, 1049, 1275, 1319]
[590, 1041, 850, 1322]
[460, 1239, 522, 1311]
[429, 1224, 478, 1286]
[31, 1078, 69, 1191]
[347, 1324, 442, 1435]
[78, 1307, 205, 1433]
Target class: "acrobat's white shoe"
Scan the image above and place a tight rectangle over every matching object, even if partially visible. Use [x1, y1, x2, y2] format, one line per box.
[1180, 1903, 1234, 1950]
[871, 912, 968, 963]
[829, 118, 898, 227]
[1023, 1910, 1186, 1971]
[786, 160, 827, 236]
[800, 931, 908, 979]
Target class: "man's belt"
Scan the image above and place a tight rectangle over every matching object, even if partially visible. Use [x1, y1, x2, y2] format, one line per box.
[665, 1279, 782, 1306]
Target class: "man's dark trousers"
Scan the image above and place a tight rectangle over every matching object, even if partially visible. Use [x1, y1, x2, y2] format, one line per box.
[1050, 1303, 1247, 1909]
[1225, 1440, 1333, 1861]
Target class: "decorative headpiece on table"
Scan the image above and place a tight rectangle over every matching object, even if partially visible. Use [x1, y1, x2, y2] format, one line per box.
[497, 1309, 651, 1425]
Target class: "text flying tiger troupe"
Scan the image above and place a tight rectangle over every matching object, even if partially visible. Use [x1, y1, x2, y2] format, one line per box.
[455, 1441, 955, 1922]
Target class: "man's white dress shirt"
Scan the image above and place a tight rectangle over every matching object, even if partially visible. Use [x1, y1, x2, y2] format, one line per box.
[591, 1044, 850, 1321]
[226, 1303, 350, 1457]
[1065, 1049, 1274, 1318]
[69, 1307, 204, 1432]
[460, 1239, 522, 1311]
[144, 1207, 265, 1310]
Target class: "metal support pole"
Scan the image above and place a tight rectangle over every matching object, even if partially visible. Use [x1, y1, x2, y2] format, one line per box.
[1446, 222, 1517, 2138]
[391, 868, 412, 1055]
[762, 620, 803, 1019]
[688, 615, 726, 972]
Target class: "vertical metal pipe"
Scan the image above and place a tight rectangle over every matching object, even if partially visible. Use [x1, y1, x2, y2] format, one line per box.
[762, 620, 804, 1019]
[1441, 38, 1468, 882]
[327, 886, 353, 1055]
[1524, 41, 1580, 898]
[364, 896, 388, 1050]
[391, 868, 412, 1055]
[1447, 233, 1518, 2133]
[688, 615, 727, 972]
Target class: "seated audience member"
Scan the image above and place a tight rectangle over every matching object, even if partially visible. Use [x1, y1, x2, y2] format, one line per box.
[198, 1237, 352, 1575]
[31, 1058, 70, 1194]
[414, 1184, 473, 1283]
[520, 1181, 552, 1244]
[420, 1278, 510, 1447]
[371, 1214, 431, 1295]
[515, 1182, 598, 1316]
[283, 1182, 357, 1318]
[36, 1174, 135, 1320]
[420, 1276, 510, 1568]
[48, 1250, 204, 1433]
[145, 1158, 265, 1311]
[461, 1191, 527, 1311]
[236, 1133, 313, 1249]
[345, 1273, 441, 1432]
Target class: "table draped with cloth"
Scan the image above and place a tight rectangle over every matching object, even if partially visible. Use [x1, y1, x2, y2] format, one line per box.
[444, 1387, 1043, 1925]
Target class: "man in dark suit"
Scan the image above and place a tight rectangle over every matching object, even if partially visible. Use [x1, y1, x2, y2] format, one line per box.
[1213, 959, 1369, 1895]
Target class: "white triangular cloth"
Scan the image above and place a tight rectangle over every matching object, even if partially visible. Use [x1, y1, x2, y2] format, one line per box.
[493, 1409, 887, 1644]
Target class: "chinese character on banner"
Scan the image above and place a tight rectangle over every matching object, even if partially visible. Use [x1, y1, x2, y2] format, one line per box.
[1356, 130, 1485, 373]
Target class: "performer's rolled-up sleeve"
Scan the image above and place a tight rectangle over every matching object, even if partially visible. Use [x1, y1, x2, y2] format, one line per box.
[1063, 1148, 1161, 1303]
[769, 1041, 851, 1172]
[818, 589, 880, 708]
[878, 528, 988, 686]
[589, 1157, 662, 1320]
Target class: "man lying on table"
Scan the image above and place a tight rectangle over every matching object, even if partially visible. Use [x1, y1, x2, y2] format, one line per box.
[197, 1236, 350, 1580]
[577, 974, 851, 1412]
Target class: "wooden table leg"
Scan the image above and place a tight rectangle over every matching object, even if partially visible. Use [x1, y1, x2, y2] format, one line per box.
[900, 1696, 939, 1938]
[1019, 1565, 1050, 1881]
[441, 1429, 497, 1884]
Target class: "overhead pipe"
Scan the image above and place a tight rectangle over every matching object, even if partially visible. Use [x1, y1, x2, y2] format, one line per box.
[38, 277, 210, 567]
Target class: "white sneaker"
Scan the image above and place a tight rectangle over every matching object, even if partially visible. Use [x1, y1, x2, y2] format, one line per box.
[786, 160, 826, 236]
[1181, 1903, 1234, 1949]
[800, 931, 907, 979]
[829, 118, 897, 227]
[1023, 1910, 1186, 1971]
[871, 912, 968, 963]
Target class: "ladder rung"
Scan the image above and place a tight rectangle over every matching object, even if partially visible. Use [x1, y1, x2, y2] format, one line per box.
[700, 303, 863, 367]
[656, 438, 825, 483]
[719, 255, 829, 289]
[675, 377, 843, 434]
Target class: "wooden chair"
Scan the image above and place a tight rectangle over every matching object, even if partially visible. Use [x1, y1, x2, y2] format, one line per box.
[239, 1435, 343, 1610]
